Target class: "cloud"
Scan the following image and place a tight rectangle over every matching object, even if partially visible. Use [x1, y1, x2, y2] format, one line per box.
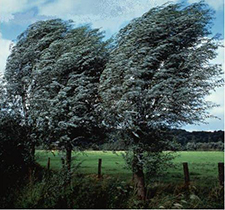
[8, 9, 53, 26]
[0, 0, 48, 23]
[38, 0, 179, 35]
[206, 45, 224, 117]
[211, 44, 224, 66]
[0, 0, 179, 37]
[183, 45, 224, 131]
[188, 0, 224, 11]
[206, 86, 224, 119]
[184, 117, 224, 131]
[0, 33, 11, 73]
[0, 0, 27, 22]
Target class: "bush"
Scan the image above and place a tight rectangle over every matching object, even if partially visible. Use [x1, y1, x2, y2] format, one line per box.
[0, 113, 32, 208]
[16, 171, 133, 209]
[12, 170, 225, 209]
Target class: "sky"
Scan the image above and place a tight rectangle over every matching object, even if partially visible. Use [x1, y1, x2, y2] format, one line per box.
[0, 0, 224, 131]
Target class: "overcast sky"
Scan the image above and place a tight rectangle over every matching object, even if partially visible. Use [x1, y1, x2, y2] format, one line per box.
[0, 0, 224, 131]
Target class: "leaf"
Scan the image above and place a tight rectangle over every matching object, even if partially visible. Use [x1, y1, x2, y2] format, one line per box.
[132, 131, 140, 138]
[190, 194, 200, 201]
[173, 203, 183, 208]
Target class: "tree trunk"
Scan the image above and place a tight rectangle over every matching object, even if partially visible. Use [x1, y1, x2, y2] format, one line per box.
[28, 166, 33, 185]
[30, 142, 35, 162]
[66, 147, 72, 171]
[61, 157, 65, 169]
[132, 152, 146, 200]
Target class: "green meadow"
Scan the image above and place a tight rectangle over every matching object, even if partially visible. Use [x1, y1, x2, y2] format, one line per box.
[36, 151, 224, 186]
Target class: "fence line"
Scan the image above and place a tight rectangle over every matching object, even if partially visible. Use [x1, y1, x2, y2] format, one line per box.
[42, 158, 224, 186]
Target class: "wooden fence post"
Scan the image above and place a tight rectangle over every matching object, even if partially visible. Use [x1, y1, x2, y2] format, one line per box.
[183, 162, 190, 185]
[98, 159, 102, 178]
[218, 162, 224, 186]
[28, 166, 33, 185]
[47, 157, 51, 170]
[61, 158, 65, 169]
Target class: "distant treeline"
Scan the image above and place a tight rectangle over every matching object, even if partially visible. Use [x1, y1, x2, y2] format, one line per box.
[99, 130, 224, 151]
[39, 129, 224, 151]
[172, 129, 224, 151]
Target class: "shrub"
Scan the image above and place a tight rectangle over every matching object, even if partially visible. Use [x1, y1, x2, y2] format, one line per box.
[16, 171, 133, 209]
[0, 113, 31, 208]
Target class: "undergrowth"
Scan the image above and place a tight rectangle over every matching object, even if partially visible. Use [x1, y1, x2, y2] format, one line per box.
[12, 166, 224, 209]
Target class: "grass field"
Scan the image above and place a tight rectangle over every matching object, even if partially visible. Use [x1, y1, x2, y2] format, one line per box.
[36, 150, 224, 186]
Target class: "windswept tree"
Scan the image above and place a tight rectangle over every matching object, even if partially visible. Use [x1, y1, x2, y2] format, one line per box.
[5, 19, 72, 116]
[29, 25, 109, 169]
[99, 2, 223, 199]
[5, 19, 109, 167]
[4, 19, 73, 159]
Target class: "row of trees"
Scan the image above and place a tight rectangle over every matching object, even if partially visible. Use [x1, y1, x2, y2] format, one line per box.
[173, 129, 224, 145]
[185, 141, 224, 151]
[1, 2, 223, 200]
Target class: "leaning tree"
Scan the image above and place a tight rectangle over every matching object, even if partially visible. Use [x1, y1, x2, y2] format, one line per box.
[99, 2, 223, 200]
[29, 24, 109, 170]
[4, 19, 73, 159]
[5, 18, 109, 170]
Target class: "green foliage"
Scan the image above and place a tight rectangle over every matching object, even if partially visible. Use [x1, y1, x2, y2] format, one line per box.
[0, 112, 32, 208]
[123, 150, 175, 178]
[16, 169, 71, 208]
[99, 1, 223, 142]
[28, 24, 109, 150]
[4, 19, 110, 152]
[174, 130, 224, 144]
[4, 19, 74, 155]
[172, 129, 224, 150]
[100, 2, 223, 131]
[5, 19, 72, 118]
[185, 141, 224, 151]
[143, 184, 224, 209]
[16, 172, 132, 209]
[5, 19, 71, 98]
[15, 173, 224, 209]
[0, 76, 33, 208]
[0, 149, 223, 208]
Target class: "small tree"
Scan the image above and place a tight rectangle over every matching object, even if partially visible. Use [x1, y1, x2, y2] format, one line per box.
[99, 2, 223, 199]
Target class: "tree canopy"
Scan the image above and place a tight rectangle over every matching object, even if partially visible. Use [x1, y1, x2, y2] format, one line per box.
[29, 25, 109, 151]
[99, 2, 223, 132]
[4, 19, 72, 117]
